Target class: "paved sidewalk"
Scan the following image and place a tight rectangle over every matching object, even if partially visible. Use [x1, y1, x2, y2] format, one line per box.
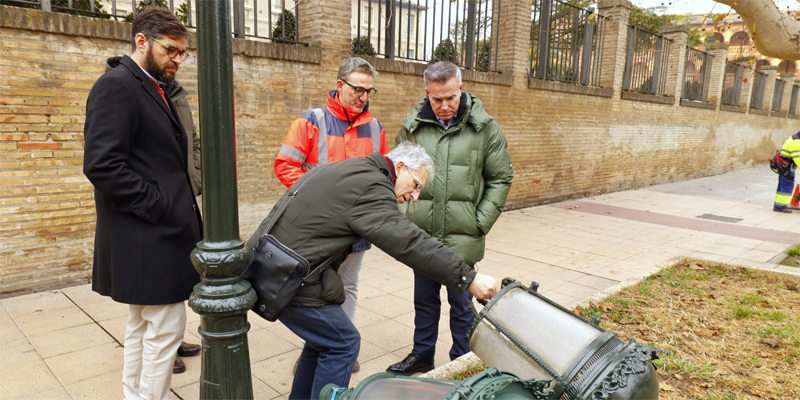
[3, 167, 800, 400]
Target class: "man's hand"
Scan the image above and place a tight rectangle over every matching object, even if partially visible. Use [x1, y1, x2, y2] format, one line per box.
[467, 273, 500, 300]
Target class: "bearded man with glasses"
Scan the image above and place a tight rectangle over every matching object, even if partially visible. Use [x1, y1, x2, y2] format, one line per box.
[274, 57, 388, 374]
[83, 7, 201, 399]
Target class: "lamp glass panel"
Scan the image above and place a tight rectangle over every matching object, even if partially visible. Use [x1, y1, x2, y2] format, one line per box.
[481, 287, 602, 375]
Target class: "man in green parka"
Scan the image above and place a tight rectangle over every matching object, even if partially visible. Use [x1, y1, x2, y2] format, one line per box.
[387, 61, 514, 375]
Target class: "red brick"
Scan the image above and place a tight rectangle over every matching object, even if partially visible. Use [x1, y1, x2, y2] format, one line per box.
[18, 143, 62, 150]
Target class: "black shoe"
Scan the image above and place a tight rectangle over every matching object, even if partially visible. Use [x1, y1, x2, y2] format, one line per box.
[386, 354, 434, 376]
[774, 208, 792, 213]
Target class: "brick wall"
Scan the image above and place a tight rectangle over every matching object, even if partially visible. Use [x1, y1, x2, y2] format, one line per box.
[1, 3, 798, 296]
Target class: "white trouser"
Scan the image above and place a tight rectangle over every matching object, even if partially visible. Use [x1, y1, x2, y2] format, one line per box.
[338, 251, 365, 323]
[122, 302, 186, 400]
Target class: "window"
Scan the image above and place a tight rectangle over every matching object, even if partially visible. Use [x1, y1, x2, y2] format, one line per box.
[408, 49, 415, 59]
[407, 14, 415, 36]
[273, 0, 283, 11]
[245, 26, 251, 35]
[362, 6, 370, 27]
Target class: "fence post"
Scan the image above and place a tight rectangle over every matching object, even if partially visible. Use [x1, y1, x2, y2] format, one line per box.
[762, 66, 778, 115]
[662, 25, 688, 102]
[384, 0, 396, 59]
[705, 44, 729, 107]
[535, 0, 552, 79]
[464, 0, 477, 69]
[580, 8, 596, 86]
[232, 0, 245, 39]
[621, 25, 635, 91]
[40, 0, 51, 12]
[495, 0, 533, 79]
[597, 0, 632, 91]
[780, 73, 795, 115]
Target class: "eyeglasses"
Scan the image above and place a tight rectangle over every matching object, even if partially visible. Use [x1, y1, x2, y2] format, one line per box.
[147, 35, 190, 62]
[405, 165, 423, 193]
[342, 80, 378, 98]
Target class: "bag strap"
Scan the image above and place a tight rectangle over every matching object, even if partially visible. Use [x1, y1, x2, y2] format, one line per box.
[259, 166, 345, 280]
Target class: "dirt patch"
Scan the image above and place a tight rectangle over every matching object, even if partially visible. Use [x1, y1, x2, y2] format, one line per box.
[780, 254, 800, 267]
[577, 260, 800, 400]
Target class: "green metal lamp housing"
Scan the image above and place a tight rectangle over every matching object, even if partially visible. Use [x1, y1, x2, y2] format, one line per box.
[468, 278, 663, 400]
[320, 368, 554, 400]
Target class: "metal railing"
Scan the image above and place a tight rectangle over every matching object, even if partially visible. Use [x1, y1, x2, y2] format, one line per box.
[1, 0, 305, 44]
[622, 25, 670, 96]
[352, 0, 501, 72]
[682, 46, 713, 102]
[721, 61, 745, 106]
[530, 0, 606, 86]
[750, 70, 767, 110]
[790, 84, 800, 116]
[772, 78, 786, 113]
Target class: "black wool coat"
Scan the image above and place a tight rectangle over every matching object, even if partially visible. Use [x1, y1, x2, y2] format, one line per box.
[83, 56, 202, 305]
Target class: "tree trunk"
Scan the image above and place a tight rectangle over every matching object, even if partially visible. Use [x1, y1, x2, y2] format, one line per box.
[713, 0, 800, 60]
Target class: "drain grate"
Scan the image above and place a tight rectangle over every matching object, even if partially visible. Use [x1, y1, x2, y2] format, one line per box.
[696, 214, 743, 223]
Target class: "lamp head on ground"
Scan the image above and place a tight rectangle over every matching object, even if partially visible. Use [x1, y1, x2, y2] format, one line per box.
[320, 368, 553, 400]
[468, 278, 664, 400]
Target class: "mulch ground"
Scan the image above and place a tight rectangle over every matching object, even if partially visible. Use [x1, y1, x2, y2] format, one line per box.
[577, 259, 800, 400]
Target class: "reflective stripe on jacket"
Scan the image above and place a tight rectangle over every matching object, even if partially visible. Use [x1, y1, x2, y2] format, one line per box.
[274, 90, 388, 188]
[780, 132, 800, 166]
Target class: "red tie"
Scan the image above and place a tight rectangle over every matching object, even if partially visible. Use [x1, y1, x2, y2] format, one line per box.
[151, 80, 170, 110]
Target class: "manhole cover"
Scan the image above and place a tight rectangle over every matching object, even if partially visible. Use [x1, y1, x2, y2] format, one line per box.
[696, 214, 743, 223]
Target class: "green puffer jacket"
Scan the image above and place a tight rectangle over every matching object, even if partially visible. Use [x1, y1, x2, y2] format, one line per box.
[396, 92, 513, 265]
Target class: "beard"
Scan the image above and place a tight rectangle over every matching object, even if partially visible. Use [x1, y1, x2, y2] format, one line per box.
[144, 46, 177, 86]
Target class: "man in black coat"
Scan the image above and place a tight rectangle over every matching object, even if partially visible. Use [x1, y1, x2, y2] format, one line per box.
[83, 7, 200, 399]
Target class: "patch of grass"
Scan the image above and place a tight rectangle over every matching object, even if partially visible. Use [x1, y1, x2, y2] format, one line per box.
[765, 311, 787, 322]
[786, 243, 800, 256]
[735, 294, 765, 305]
[702, 393, 740, 400]
[637, 283, 656, 297]
[448, 363, 486, 380]
[743, 356, 762, 367]
[652, 352, 716, 380]
[785, 356, 796, 364]
[687, 287, 705, 297]
[746, 326, 796, 339]
[732, 306, 756, 319]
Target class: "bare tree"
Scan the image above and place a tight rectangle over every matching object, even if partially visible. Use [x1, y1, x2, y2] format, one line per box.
[712, 0, 800, 60]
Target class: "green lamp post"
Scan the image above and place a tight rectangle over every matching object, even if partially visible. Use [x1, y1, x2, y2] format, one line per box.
[188, 0, 257, 399]
[320, 368, 554, 400]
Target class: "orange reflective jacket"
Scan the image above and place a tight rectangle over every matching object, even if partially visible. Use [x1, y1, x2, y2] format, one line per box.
[274, 90, 388, 188]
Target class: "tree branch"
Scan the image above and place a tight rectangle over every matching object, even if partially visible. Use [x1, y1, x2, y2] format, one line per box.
[713, 0, 800, 60]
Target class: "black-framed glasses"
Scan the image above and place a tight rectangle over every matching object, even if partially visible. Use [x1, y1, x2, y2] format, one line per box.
[405, 165, 423, 193]
[342, 80, 378, 98]
[147, 35, 190, 62]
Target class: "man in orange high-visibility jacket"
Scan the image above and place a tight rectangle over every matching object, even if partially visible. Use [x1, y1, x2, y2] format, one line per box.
[274, 57, 388, 373]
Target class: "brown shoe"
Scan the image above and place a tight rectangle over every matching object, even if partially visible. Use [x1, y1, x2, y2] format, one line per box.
[352, 360, 360, 373]
[177, 341, 201, 357]
[173, 355, 186, 374]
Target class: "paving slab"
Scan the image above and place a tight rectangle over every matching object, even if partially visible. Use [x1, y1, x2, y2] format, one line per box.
[3, 166, 800, 399]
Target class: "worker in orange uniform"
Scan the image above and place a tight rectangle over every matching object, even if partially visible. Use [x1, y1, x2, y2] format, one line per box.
[274, 57, 388, 374]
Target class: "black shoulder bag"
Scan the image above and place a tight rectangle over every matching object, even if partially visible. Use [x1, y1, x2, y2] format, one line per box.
[244, 176, 339, 322]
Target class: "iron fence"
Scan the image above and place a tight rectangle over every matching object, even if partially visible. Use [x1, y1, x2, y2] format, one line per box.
[682, 46, 713, 102]
[622, 25, 670, 96]
[721, 61, 745, 106]
[0, 0, 305, 44]
[352, 0, 501, 72]
[529, 0, 606, 86]
[790, 84, 800, 116]
[772, 78, 786, 113]
[750, 70, 767, 110]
